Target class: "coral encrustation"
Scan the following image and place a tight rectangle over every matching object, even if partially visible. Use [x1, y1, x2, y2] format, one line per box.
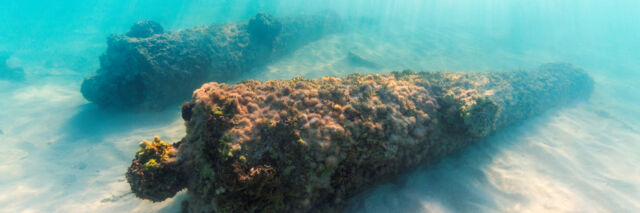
[81, 12, 341, 110]
[127, 63, 593, 212]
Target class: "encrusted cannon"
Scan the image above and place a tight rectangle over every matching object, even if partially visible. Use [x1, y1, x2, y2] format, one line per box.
[81, 12, 341, 110]
[126, 63, 593, 212]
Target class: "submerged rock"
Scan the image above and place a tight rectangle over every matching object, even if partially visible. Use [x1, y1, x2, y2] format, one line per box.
[0, 53, 25, 82]
[81, 12, 341, 110]
[126, 63, 593, 212]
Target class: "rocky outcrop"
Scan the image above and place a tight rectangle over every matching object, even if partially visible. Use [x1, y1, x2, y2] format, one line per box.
[81, 12, 341, 110]
[126, 63, 593, 212]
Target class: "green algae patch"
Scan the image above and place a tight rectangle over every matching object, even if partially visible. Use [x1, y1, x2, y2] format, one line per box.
[126, 136, 186, 202]
[136, 136, 172, 165]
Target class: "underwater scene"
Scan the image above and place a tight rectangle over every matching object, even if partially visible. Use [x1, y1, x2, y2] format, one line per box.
[1, 0, 639, 212]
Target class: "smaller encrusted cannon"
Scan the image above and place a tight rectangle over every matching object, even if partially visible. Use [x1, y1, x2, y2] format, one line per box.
[126, 63, 593, 212]
[81, 12, 341, 110]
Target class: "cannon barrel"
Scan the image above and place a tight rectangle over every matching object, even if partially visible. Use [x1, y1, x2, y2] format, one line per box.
[81, 12, 341, 110]
[126, 63, 593, 212]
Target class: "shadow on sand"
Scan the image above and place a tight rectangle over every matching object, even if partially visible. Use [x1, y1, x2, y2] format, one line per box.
[57, 103, 183, 145]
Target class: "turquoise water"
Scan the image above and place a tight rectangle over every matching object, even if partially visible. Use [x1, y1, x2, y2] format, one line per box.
[1, 1, 639, 212]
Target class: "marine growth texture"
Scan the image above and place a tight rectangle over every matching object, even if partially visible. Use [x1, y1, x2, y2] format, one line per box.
[127, 63, 593, 212]
[81, 12, 341, 110]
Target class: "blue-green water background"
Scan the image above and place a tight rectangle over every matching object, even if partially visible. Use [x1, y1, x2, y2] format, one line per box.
[1, 1, 639, 212]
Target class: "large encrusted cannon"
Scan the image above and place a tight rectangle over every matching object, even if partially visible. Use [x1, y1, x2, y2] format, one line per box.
[81, 12, 341, 110]
[126, 63, 593, 212]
